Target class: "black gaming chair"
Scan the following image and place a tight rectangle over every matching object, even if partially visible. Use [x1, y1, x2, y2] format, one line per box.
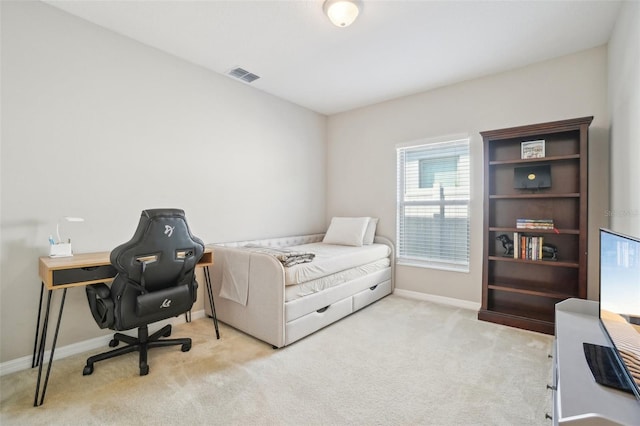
[83, 208, 204, 376]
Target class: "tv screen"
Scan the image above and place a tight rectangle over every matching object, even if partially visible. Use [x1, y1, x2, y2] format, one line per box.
[591, 228, 640, 398]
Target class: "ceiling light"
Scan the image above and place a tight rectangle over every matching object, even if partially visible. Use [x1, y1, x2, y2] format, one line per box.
[323, 0, 360, 28]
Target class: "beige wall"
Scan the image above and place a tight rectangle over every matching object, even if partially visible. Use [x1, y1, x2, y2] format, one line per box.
[2, 1, 634, 368]
[0, 1, 326, 363]
[608, 1, 640, 238]
[327, 47, 610, 304]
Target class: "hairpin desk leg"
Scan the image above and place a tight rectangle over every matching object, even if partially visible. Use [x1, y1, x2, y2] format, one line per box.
[32, 283, 45, 368]
[204, 266, 220, 339]
[33, 287, 67, 406]
[33, 288, 52, 406]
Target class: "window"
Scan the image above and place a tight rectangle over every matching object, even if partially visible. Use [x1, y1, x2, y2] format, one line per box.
[396, 138, 470, 271]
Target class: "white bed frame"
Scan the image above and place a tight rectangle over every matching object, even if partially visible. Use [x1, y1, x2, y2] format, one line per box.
[204, 234, 395, 348]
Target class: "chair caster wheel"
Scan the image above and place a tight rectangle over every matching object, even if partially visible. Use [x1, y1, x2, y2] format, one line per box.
[109, 339, 119, 347]
[181, 343, 191, 352]
[139, 363, 149, 376]
[83, 365, 94, 376]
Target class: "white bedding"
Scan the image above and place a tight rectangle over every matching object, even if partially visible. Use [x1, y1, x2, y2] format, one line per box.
[217, 241, 392, 306]
[284, 258, 390, 302]
[283, 242, 391, 285]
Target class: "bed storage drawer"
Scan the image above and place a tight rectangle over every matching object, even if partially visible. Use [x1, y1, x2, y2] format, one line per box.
[285, 297, 353, 346]
[353, 279, 391, 311]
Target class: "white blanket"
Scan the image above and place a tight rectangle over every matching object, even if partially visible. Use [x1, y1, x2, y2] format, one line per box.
[218, 249, 251, 306]
[285, 258, 391, 301]
[283, 243, 391, 285]
[243, 244, 315, 267]
[217, 242, 391, 306]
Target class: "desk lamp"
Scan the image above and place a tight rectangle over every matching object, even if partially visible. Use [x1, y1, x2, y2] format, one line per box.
[49, 216, 84, 257]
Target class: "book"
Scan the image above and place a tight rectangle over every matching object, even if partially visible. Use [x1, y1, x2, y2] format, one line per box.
[512, 233, 544, 260]
[516, 218, 554, 230]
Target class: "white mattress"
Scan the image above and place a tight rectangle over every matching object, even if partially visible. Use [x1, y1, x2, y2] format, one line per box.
[285, 258, 390, 302]
[283, 242, 392, 286]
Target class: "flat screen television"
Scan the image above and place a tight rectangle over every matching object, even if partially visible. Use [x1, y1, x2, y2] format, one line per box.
[583, 228, 640, 400]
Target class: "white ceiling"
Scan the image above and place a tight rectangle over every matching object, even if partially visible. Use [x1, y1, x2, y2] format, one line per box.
[44, 0, 622, 115]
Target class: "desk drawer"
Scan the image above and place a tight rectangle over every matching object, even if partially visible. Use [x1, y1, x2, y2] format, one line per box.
[53, 265, 117, 286]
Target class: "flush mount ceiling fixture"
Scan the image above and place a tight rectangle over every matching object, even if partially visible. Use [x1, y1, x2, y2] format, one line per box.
[323, 0, 360, 28]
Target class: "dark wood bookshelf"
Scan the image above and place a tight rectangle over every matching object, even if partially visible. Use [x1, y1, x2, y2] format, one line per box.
[479, 116, 593, 334]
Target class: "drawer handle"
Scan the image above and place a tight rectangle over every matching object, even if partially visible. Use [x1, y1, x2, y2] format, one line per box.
[369, 285, 378, 291]
[82, 266, 100, 271]
[316, 306, 330, 313]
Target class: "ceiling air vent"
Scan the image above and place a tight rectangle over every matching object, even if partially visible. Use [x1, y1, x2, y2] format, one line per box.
[228, 67, 260, 83]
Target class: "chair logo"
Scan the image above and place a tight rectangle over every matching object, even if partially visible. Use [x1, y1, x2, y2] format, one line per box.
[160, 298, 171, 308]
[164, 225, 175, 237]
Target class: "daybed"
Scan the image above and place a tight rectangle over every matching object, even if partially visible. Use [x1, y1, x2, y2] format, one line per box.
[204, 218, 394, 348]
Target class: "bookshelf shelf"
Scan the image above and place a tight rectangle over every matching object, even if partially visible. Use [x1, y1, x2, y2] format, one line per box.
[487, 282, 574, 299]
[489, 153, 580, 166]
[489, 227, 580, 235]
[489, 193, 580, 199]
[488, 256, 579, 268]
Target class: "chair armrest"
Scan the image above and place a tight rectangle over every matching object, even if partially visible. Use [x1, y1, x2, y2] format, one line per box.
[86, 283, 115, 329]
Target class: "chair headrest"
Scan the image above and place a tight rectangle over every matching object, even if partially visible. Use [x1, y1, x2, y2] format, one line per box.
[110, 209, 204, 289]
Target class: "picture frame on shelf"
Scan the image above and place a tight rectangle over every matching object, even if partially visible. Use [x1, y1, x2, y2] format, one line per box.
[521, 139, 545, 159]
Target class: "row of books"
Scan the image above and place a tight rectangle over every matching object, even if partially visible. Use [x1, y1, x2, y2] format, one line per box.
[513, 233, 545, 260]
[516, 218, 554, 230]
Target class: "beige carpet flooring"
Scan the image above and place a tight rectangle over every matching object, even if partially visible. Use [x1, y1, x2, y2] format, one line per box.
[1, 295, 553, 425]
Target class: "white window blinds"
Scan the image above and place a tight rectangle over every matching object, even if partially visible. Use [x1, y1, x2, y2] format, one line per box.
[396, 138, 470, 271]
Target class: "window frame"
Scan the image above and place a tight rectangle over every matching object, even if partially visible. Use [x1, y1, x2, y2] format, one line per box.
[396, 136, 471, 272]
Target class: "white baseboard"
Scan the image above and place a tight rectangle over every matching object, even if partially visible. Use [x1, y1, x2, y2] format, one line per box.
[0, 309, 207, 377]
[393, 288, 481, 311]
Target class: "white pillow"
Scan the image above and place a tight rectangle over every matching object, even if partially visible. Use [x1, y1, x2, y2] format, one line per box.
[363, 217, 379, 245]
[323, 217, 369, 247]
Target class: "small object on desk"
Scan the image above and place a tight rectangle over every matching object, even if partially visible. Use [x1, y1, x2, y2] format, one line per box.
[49, 243, 73, 258]
[53, 216, 84, 252]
